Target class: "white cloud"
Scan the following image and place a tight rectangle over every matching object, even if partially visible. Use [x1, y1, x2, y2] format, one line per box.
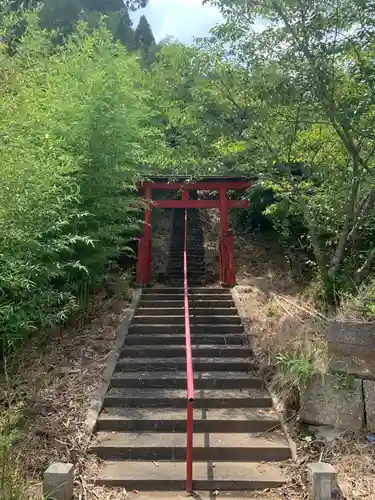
[131, 0, 223, 44]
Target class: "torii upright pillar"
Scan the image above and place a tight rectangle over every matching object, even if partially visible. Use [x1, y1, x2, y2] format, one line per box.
[219, 186, 236, 286]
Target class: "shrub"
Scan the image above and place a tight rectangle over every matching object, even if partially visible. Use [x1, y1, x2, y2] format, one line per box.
[271, 336, 326, 409]
[0, 13, 159, 351]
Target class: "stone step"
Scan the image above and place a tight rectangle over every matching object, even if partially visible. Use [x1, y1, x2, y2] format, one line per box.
[139, 294, 232, 302]
[120, 345, 252, 359]
[170, 237, 205, 242]
[166, 278, 206, 286]
[142, 288, 229, 295]
[169, 247, 205, 252]
[169, 247, 205, 251]
[138, 300, 235, 308]
[127, 324, 244, 334]
[168, 261, 205, 266]
[110, 371, 263, 389]
[167, 281, 205, 286]
[166, 278, 206, 284]
[169, 251, 205, 255]
[171, 235, 204, 240]
[114, 357, 254, 372]
[125, 333, 247, 346]
[169, 254, 204, 257]
[166, 273, 206, 279]
[169, 246, 205, 250]
[132, 316, 242, 326]
[166, 284, 207, 288]
[95, 460, 285, 490]
[169, 267, 206, 271]
[168, 260, 206, 266]
[96, 407, 278, 432]
[134, 308, 238, 316]
[166, 269, 207, 275]
[165, 276, 206, 280]
[167, 264, 206, 269]
[104, 387, 266, 409]
[167, 263, 205, 268]
[91, 431, 291, 461]
[167, 262, 206, 267]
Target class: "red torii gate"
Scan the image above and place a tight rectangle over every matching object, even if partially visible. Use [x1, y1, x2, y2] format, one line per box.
[136, 178, 252, 286]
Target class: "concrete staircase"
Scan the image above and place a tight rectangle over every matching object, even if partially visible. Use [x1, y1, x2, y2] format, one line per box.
[166, 207, 206, 286]
[91, 286, 291, 490]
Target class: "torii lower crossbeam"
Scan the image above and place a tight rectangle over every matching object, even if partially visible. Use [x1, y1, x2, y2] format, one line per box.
[152, 200, 248, 209]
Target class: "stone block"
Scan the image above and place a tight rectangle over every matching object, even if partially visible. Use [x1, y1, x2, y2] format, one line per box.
[307, 462, 337, 500]
[327, 321, 375, 378]
[364, 380, 375, 432]
[43, 463, 74, 500]
[328, 321, 375, 346]
[328, 342, 375, 378]
[300, 374, 364, 430]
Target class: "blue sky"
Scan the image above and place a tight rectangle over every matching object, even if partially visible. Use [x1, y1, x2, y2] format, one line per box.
[131, 0, 223, 44]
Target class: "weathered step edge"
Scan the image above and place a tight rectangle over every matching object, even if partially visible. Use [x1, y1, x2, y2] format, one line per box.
[95, 461, 286, 490]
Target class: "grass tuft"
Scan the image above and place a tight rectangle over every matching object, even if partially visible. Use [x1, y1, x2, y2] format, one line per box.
[0, 402, 28, 500]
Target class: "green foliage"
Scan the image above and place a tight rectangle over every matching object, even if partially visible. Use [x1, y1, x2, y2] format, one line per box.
[0, 402, 27, 500]
[340, 279, 375, 321]
[198, 0, 375, 301]
[273, 348, 319, 397]
[0, 12, 162, 349]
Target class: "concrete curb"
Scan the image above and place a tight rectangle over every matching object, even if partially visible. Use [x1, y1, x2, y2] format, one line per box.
[85, 288, 143, 437]
[230, 287, 252, 336]
[267, 383, 298, 462]
[231, 286, 298, 463]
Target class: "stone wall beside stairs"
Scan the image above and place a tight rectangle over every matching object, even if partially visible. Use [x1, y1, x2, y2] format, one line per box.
[151, 208, 173, 282]
[301, 321, 375, 432]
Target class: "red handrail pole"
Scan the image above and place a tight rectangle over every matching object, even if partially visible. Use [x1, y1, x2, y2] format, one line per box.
[184, 208, 195, 492]
[186, 401, 194, 492]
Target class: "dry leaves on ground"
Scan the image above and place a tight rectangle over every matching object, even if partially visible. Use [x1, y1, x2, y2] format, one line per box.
[1, 286, 133, 499]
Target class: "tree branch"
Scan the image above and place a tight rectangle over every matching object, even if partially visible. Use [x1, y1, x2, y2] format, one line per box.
[356, 247, 375, 284]
[347, 189, 375, 242]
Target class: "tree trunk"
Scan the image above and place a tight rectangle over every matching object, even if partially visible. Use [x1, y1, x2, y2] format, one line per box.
[328, 173, 360, 279]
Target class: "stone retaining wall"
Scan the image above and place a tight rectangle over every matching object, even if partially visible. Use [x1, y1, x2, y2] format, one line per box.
[301, 321, 375, 431]
[328, 321, 375, 378]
